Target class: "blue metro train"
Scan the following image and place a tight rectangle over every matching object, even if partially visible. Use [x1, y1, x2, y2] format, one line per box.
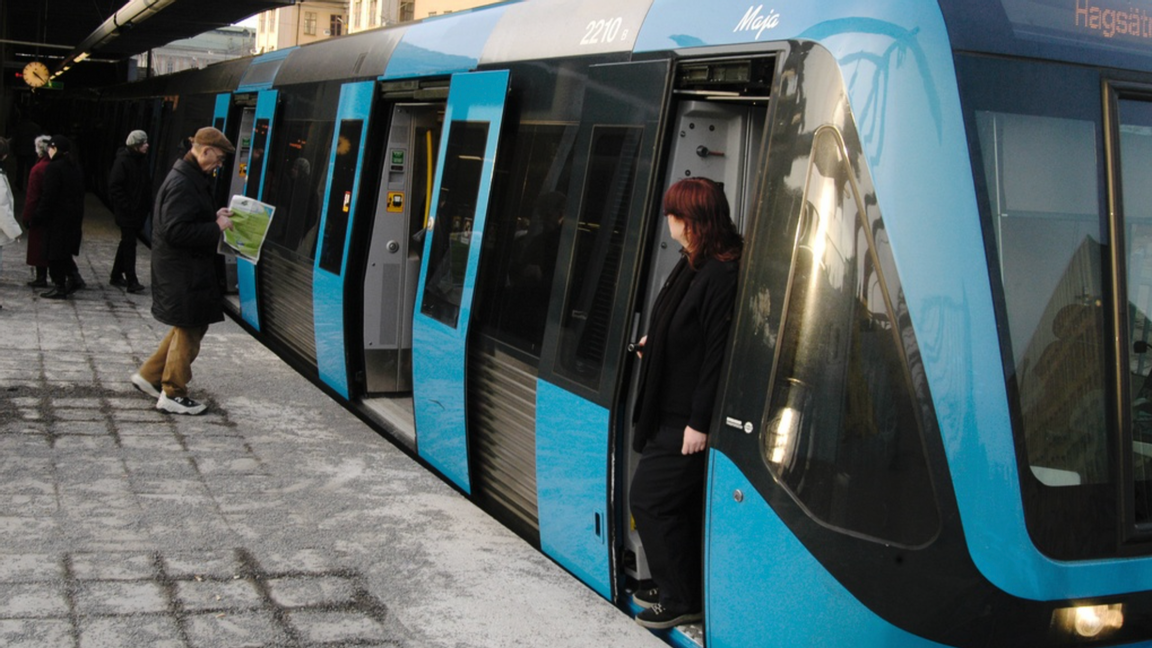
[93, 0, 1152, 645]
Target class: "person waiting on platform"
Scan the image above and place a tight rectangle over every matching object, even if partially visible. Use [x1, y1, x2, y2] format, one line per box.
[629, 177, 742, 629]
[108, 129, 152, 293]
[23, 135, 51, 288]
[131, 127, 234, 416]
[31, 135, 85, 299]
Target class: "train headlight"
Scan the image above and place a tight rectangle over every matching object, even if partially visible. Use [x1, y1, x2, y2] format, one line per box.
[1052, 604, 1124, 639]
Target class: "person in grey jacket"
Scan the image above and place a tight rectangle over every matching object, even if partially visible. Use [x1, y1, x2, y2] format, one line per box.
[131, 127, 234, 415]
[108, 130, 152, 293]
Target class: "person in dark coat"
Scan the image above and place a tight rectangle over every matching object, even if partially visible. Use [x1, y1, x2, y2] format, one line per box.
[30, 135, 85, 299]
[629, 177, 742, 630]
[22, 135, 51, 287]
[132, 126, 234, 416]
[108, 130, 152, 292]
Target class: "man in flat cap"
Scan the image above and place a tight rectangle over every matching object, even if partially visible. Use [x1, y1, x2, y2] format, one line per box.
[132, 126, 235, 415]
[108, 129, 151, 293]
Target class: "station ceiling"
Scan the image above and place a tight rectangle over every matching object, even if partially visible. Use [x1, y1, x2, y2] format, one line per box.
[3, 0, 292, 89]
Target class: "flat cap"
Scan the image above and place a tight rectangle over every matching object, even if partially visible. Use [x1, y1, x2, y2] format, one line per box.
[193, 126, 234, 153]
[126, 130, 148, 147]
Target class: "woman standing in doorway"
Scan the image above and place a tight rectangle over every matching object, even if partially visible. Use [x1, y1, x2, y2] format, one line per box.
[630, 176, 742, 629]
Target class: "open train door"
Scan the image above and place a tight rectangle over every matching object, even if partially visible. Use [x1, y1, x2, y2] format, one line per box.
[312, 81, 378, 398]
[534, 59, 671, 600]
[234, 89, 278, 330]
[412, 70, 510, 492]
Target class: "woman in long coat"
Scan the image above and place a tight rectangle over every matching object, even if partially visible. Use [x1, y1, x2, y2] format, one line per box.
[31, 135, 85, 299]
[23, 135, 51, 287]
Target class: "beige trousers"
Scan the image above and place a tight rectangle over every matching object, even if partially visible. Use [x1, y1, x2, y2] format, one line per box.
[138, 325, 209, 398]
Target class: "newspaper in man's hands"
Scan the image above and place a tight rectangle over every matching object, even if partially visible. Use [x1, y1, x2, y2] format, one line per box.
[219, 195, 276, 263]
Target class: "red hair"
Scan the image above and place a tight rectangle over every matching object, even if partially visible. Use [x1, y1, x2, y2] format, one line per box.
[663, 177, 743, 268]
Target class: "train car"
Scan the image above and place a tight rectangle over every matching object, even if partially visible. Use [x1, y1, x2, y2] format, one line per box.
[95, 0, 1152, 645]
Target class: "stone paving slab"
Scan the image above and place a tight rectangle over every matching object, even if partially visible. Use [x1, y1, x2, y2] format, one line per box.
[0, 195, 666, 648]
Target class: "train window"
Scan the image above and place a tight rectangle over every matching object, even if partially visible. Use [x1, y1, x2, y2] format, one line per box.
[1117, 97, 1152, 527]
[976, 109, 1110, 488]
[553, 126, 643, 391]
[420, 121, 491, 328]
[761, 127, 939, 546]
[246, 118, 270, 199]
[958, 54, 1121, 558]
[318, 119, 364, 274]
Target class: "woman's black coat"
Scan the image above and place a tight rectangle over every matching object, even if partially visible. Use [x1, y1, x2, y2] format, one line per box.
[32, 155, 85, 261]
[150, 158, 224, 328]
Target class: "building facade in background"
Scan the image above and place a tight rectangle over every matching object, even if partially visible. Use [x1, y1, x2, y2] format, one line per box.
[254, 0, 348, 52]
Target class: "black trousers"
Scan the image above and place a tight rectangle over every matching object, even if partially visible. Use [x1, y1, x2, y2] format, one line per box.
[111, 226, 139, 282]
[630, 423, 707, 613]
[48, 257, 77, 287]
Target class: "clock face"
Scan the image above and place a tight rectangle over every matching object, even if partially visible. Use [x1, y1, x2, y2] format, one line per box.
[23, 61, 49, 88]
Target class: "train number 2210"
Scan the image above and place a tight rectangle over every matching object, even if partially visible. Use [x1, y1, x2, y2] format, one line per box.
[581, 17, 628, 45]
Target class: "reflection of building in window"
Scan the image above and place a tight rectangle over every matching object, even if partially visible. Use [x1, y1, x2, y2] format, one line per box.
[1017, 237, 1109, 487]
[131, 26, 254, 79]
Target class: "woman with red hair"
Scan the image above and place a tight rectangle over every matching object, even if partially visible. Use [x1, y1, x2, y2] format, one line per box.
[630, 176, 742, 629]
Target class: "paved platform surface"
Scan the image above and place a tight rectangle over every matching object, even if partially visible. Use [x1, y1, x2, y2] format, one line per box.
[0, 194, 666, 648]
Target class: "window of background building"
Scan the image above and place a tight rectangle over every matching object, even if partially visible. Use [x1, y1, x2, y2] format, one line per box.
[400, 1, 414, 21]
[369, 0, 378, 27]
[353, 1, 361, 29]
[330, 15, 343, 36]
[304, 12, 317, 36]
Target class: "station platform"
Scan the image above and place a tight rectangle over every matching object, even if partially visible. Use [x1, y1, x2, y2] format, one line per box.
[0, 194, 666, 648]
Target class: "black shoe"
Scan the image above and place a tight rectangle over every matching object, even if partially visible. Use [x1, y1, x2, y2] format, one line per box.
[70, 278, 86, 292]
[41, 286, 69, 299]
[632, 587, 659, 609]
[109, 276, 127, 287]
[635, 603, 702, 630]
[126, 282, 146, 294]
[26, 278, 48, 288]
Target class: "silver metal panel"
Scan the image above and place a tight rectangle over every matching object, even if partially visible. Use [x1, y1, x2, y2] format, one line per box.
[275, 28, 403, 86]
[259, 245, 318, 366]
[479, 0, 654, 65]
[468, 342, 539, 533]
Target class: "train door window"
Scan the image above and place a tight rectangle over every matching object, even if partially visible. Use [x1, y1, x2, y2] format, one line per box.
[246, 118, 270, 198]
[1116, 94, 1152, 528]
[419, 121, 490, 327]
[761, 127, 939, 546]
[553, 126, 643, 391]
[318, 120, 364, 274]
[262, 83, 340, 260]
[476, 122, 577, 355]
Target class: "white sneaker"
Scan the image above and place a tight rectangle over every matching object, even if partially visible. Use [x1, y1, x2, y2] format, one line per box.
[156, 392, 207, 415]
[131, 372, 161, 399]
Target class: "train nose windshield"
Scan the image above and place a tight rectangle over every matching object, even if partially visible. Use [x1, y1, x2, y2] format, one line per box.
[963, 54, 1152, 559]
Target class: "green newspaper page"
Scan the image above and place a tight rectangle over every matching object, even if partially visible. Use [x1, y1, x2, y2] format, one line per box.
[221, 195, 276, 263]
